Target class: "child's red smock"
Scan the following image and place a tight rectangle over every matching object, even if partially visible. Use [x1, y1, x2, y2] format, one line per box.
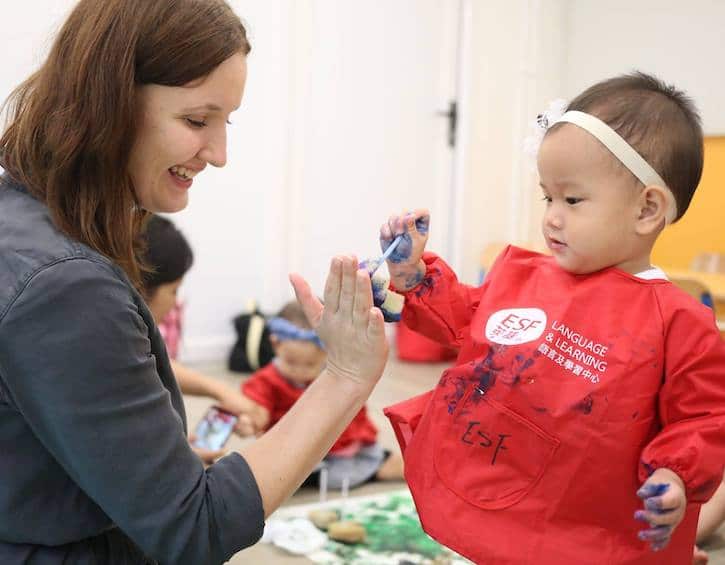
[385, 246, 725, 564]
[243, 363, 378, 454]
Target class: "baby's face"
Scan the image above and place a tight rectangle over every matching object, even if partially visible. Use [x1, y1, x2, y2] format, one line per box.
[274, 339, 327, 385]
[537, 124, 646, 275]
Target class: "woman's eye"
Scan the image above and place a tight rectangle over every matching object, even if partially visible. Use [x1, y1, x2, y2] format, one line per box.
[186, 118, 207, 128]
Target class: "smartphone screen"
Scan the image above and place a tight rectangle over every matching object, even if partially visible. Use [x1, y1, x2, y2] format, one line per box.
[192, 406, 238, 451]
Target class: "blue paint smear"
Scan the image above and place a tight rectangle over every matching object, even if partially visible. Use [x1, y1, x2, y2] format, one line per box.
[573, 394, 594, 415]
[641, 461, 656, 477]
[414, 268, 442, 298]
[404, 270, 424, 289]
[445, 377, 468, 415]
[637, 482, 669, 499]
[380, 307, 401, 322]
[468, 347, 505, 400]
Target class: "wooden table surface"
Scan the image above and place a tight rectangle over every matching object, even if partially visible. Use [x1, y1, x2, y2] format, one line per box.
[664, 269, 725, 302]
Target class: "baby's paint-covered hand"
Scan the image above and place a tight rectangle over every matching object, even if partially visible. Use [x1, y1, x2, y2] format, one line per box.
[634, 468, 687, 552]
[380, 209, 430, 291]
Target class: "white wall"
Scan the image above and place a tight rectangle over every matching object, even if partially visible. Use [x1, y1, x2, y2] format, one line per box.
[565, 0, 725, 135]
[172, 1, 294, 361]
[1, 4, 73, 97]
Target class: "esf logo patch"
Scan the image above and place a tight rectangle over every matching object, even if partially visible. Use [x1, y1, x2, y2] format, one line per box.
[485, 308, 547, 345]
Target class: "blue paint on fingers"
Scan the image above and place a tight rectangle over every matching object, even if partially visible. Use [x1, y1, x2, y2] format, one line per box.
[637, 483, 669, 499]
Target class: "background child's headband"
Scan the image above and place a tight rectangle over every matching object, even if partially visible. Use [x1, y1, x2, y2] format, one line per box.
[555, 110, 678, 224]
[267, 317, 324, 349]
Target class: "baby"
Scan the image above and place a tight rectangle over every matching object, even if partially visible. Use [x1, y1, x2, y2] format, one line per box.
[383, 72, 725, 564]
[241, 300, 403, 489]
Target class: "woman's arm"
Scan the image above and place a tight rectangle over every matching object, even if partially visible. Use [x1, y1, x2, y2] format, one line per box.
[0, 255, 385, 560]
[0, 258, 263, 563]
[241, 255, 388, 515]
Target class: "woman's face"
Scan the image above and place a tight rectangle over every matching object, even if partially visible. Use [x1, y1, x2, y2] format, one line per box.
[129, 52, 247, 213]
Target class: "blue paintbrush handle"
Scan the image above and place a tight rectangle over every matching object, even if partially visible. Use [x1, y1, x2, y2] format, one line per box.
[367, 235, 403, 276]
[380, 235, 402, 262]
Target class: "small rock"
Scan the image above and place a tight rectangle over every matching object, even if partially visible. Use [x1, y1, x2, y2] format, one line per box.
[308, 509, 341, 531]
[327, 520, 367, 544]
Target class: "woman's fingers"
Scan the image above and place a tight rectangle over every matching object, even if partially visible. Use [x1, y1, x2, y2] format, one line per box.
[290, 272, 324, 327]
[353, 268, 372, 324]
[367, 306, 385, 341]
[338, 255, 357, 316]
[320, 256, 343, 315]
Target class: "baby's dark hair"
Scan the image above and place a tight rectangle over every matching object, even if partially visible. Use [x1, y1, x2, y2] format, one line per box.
[556, 71, 703, 221]
[276, 300, 312, 330]
[141, 215, 194, 297]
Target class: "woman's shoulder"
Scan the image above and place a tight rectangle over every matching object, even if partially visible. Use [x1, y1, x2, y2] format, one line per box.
[1, 177, 111, 263]
[0, 181, 132, 323]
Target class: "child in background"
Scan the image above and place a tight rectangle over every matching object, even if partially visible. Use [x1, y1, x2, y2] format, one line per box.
[382, 72, 725, 564]
[241, 300, 404, 489]
[142, 215, 254, 462]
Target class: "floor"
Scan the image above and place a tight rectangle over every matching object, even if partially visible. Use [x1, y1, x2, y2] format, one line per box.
[184, 357, 725, 564]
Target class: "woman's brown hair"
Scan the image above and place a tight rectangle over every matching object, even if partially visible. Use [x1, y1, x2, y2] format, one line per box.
[0, 0, 250, 287]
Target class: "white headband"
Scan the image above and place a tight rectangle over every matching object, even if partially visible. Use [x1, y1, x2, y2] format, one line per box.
[555, 110, 678, 224]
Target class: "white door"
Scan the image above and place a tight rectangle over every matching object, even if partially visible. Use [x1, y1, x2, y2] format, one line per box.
[275, 0, 463, 297]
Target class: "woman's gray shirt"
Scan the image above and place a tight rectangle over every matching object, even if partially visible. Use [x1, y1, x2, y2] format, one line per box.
[0, 177, 264, 564]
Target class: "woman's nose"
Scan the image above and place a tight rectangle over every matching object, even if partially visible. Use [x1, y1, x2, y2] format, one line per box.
[198, 128, 227, 168]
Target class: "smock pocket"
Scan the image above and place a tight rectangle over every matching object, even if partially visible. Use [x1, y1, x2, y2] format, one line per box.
[384, 390, 433, 455]
[433, 387, 559, 509]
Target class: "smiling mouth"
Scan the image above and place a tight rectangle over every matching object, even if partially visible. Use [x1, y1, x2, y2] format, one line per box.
[169, 165, 199, 181]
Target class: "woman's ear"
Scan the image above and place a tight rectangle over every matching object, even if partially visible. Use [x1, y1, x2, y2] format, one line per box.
[635, 186, 669, 235]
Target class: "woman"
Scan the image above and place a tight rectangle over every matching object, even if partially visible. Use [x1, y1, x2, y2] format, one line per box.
[0, 1, 387, 563]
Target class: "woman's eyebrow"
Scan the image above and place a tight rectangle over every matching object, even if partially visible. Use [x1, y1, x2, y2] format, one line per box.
[182, 103, 223, 113]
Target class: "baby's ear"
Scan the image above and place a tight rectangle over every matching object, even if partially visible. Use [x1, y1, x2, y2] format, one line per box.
[635, 186, 669, 235]
[269, 334, 280, 350]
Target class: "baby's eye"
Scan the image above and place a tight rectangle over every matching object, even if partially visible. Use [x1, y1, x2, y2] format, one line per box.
[565, 197, 582, 205]
[541, 195, 552, 203]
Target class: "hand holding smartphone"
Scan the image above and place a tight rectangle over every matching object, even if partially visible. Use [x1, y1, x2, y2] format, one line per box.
[191, 405, 239, 451]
